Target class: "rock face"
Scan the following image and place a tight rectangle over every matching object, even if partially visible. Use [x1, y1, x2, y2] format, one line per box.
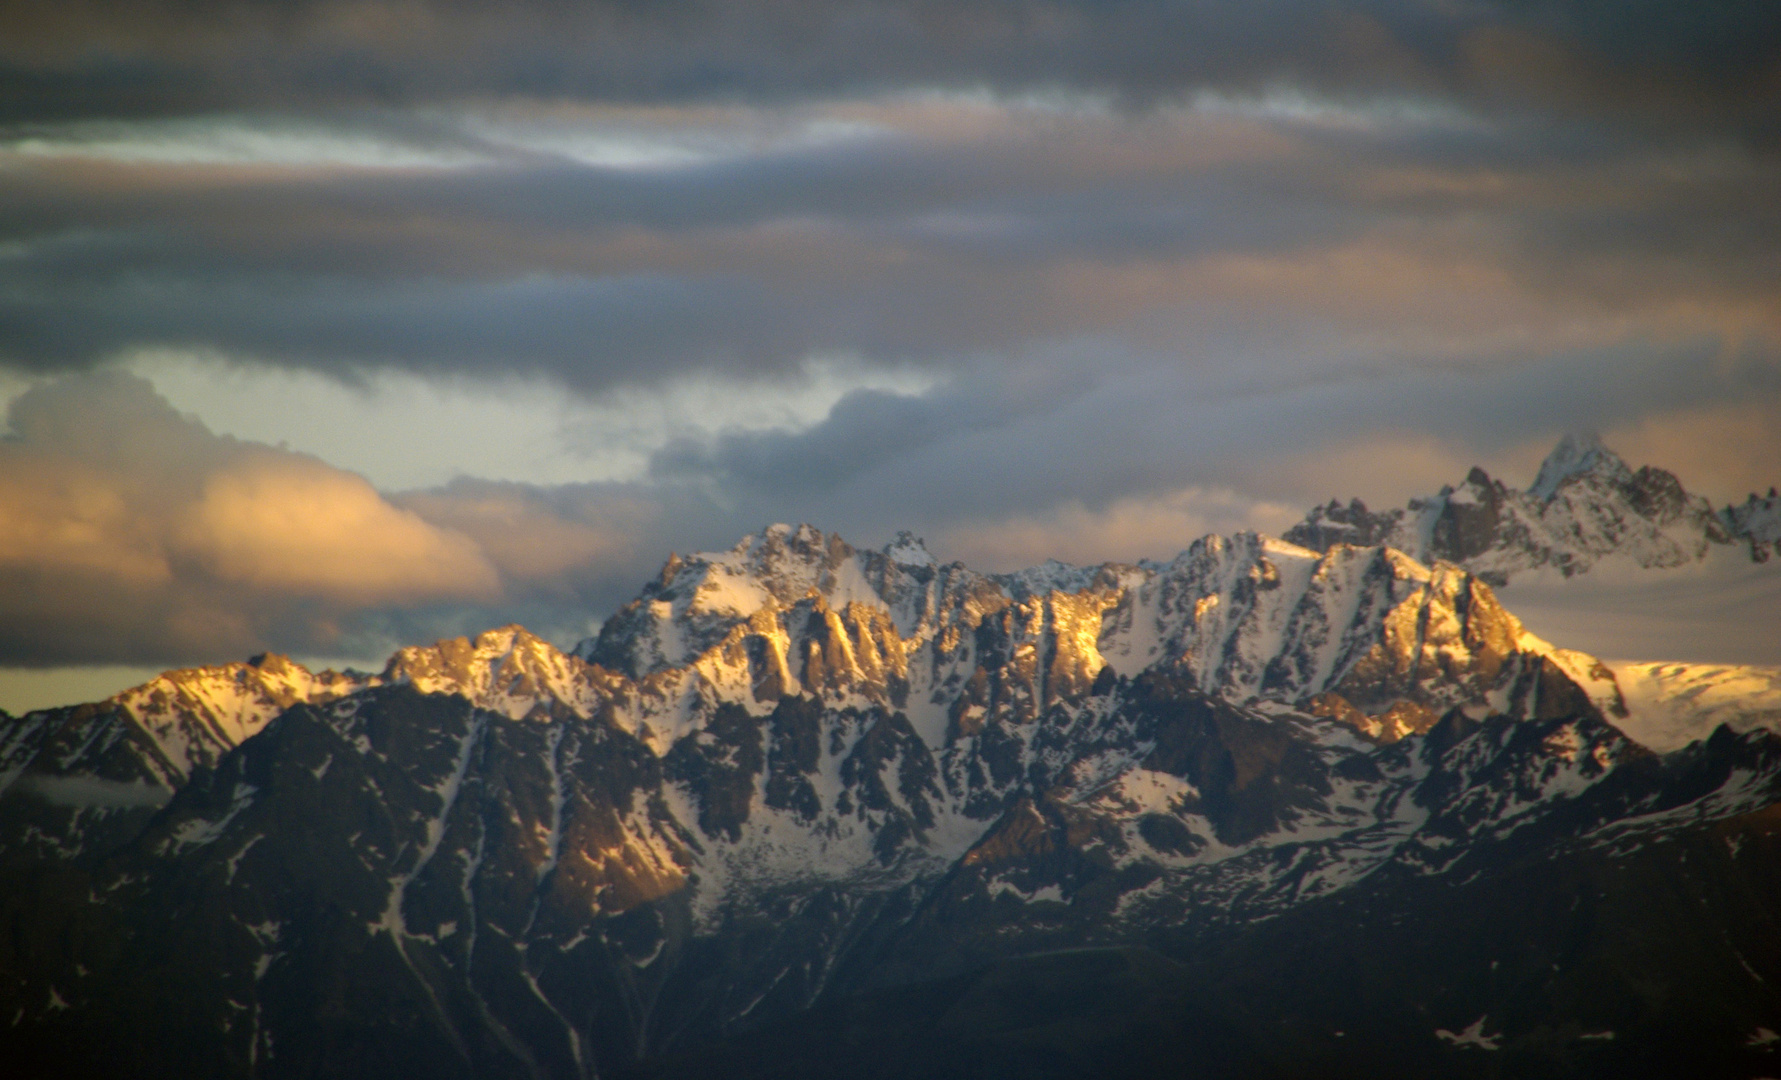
[2, 524, 1779, 1079]
[1285, 432, 1776, 584]
[2, 654, 366, 793]
[582, 524, 1619, 748]
[1725, 488, 1781, 562]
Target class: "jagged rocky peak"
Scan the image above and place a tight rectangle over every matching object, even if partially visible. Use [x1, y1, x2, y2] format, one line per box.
[381, 624, 636, 721]
[886, 529, 936, 567]
[713, 522, 858, 604]
[1527, 432, 1701, 527]
[1, 513, 1632, 841]
[1726, 488, 1781, 561]
[578, 523, 1621, 749]
[13, 627, 622, 802]
[1528, 430, 1632, 501]
[578, 523, 987, 680]
[1095, 532, 1623, 742]
[21, 512, 1781, 1078]
[386, 623, 559, 691]
[1282, 496, 1396, 551]
[107, 652, 372, 778]
[120, 652, 359, 723]
[1285, 432, 1755, 583]
[0, 653, 378, 817]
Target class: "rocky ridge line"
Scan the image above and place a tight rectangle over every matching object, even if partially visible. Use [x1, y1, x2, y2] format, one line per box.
[1287, 432, 1779, 583]
[6, 524, 1781, 1078]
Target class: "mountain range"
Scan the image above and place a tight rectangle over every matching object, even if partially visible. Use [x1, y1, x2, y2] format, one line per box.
[1286, 431, 1781, 581]
[3, 435, 1780, 1079]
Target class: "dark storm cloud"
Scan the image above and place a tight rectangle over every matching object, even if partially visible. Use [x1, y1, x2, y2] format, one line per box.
[0, 124, 1383, 383]
[0, 120, 1380, 271]
[645, 331, 1781, 537]
[0, 268, 810, 387]
[2, 1, 1777, 129]
[648, 355, 1097, 493]
[3, 102, 1777, 390]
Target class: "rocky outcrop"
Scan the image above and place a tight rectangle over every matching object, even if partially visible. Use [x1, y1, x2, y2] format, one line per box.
[1725, 488, 1781, 562]
[1286, 432, 1768, 585]
[582, 525, 1622, 750]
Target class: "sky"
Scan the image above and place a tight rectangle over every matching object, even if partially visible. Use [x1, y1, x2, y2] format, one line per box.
[1, 0, 1779, 710]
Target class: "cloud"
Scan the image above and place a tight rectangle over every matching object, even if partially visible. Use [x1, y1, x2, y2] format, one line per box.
[176, 453, 499, 603]
[394, 479, 654, 598]
[931, 487, 1300, 571]
[1498, 550, 1781, 667]
[2, 347, 1778, 673]
[1601, 400, 1781, 505]
[637, 328, 1779, 538]
[0, 372, 505, 664]
[0, 369, 785, 667]
[1, 1, 1775, 133]
[1, 90, 1773, 405]
[0, 3, 1776, 676]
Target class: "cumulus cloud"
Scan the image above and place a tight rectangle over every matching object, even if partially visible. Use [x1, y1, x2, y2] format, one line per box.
[176, 453, 499, 603]
[0, 372, 506, 664]
[2, 356, 1778, 675]
[393, 479, 655, 598]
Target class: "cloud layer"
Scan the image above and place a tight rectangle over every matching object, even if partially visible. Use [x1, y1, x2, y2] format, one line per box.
[1, 363, 1778, 675]
[0, 374, 504, 664]
[3, 1, 1777, 130]
[0, 1, 1778, 676]
[5, 96, 1777, 396]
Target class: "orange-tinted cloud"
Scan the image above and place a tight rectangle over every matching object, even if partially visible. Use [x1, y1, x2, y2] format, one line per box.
[394, 479, 654, 596]
[1603, 402, 1781, 505]
[933, 487, 1300, 572]
[0, 372, 503, 664]
[175, 453, 498, 603]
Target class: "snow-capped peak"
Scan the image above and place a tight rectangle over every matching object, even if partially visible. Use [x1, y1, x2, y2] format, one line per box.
[380, 624, 612, 719]
[1724, 489, 1781, 562]
[1285, 433, 1760, 584]
[109, 655, 372, 780]
[885, 530, 936, 568]
[1528, 431, 1633, 502]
